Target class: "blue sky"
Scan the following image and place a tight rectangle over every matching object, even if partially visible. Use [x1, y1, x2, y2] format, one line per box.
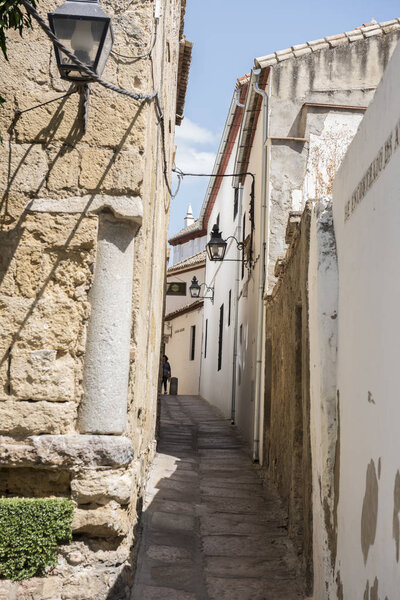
[169, 0, 400, 237]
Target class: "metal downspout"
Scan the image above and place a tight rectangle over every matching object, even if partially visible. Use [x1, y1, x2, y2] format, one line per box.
[235, 88, 245, 108]
[252, 68, 270, 462]
[230, 183, 243, 424]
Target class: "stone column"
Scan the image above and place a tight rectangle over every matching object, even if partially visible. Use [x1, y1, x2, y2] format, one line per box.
[27, 195, 143, 434]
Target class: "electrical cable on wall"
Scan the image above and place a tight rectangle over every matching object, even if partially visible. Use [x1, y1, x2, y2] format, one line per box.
[111, 20, 159, 60]
[172, 168, 256, 264]
[172, 167, 256, 231]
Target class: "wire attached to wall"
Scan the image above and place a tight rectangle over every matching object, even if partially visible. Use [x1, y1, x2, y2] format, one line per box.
[19, 0, 157, 101]
[172, 168, 256, 265]
[16, 0, 181, 200]
[111, 20, 159, 61]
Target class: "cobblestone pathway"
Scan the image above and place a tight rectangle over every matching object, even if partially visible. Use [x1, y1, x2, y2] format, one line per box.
[131, 395, 305, 600]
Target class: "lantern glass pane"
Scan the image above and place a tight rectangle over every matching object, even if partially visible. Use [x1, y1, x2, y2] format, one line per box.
[97, 25, 113, 75]
[207, 242, 226, 261]
[53, 16, 105, 72]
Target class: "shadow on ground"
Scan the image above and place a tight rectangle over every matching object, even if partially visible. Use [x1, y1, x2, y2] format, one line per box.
[107, 395, 305, 600]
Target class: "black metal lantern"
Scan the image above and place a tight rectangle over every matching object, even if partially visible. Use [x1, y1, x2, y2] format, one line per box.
[206, 224, 227, 262]
[189, 276, 201, 299]
[48, 0, 113, 81]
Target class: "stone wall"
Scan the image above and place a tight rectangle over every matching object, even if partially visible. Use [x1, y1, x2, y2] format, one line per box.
[0, 0, 185, 597]
[264, 205, 312, 592]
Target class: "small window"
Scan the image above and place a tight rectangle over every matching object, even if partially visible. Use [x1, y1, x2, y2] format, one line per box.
[218, 304, 224, 371]
[228, 290, 231, 326]
[204, 319, 208, 358]
[190, 325, 196, 361]
[239, 324, 243, 385]
[241, 212, 246, 280]
[233, 188, 239, 220]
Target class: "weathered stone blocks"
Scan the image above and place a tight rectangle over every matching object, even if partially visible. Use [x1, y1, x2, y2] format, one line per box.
[0, 434, 134, 468]
[0, 467, 70, 497]
[22, 213, 97, 250]
[47, 145, 81, 193]
[0, 400, 76, 435]
[10, 349, 76, 401]
[0, 143, 48, 195]
[72, 501, 130, 537]
[14, 91, 82, 145]
[14, 294, 86, 351]
[79, 147, 144, 194]
[71, 468, 135, 505]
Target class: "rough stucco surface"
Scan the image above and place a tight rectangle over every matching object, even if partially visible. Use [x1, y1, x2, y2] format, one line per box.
[266, 30, 400, 294]
[308, 198, 339, 600]
[0, 0, 183, 596]
[332, 34, 400, 600]
[264, 204, 312, 593]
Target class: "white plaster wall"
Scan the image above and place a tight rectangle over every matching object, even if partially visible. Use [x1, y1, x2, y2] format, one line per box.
[308, 198, 339, 600]
[164, 305, 203, 395]
[332, 39, 400, 600]
[200, 146, 240, 419]
[199, 122, 264, 447]
[166, 265, 205, 314]
[235, 120, 264, 445]
[172, 235, 207, 265]
[304, 112, 364, 201]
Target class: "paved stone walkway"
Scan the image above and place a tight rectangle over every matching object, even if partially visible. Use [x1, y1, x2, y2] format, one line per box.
[131, 395, 305, 600]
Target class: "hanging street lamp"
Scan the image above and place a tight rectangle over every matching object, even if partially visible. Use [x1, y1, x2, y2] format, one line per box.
[189, 276, 201, 298]
[206, 224, 227, 262]
[189, 276, 214, 303]
[206, 223, 252, 270]
[48, 0, 113, 81]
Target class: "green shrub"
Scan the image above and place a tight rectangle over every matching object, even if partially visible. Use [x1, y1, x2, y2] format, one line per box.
[0, 497, 74, 581]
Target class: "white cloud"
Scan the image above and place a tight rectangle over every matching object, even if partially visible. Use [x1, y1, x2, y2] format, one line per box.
[175, 117, 217, 145]
[175, 145, 216, 176]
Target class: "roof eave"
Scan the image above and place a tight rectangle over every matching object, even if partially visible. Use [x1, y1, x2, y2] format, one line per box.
[233, 67, 270, 187]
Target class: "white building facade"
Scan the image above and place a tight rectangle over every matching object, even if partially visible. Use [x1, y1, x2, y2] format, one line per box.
[198, 22, 400, 464]
[164, 210, 207, 395]
[328, 35, 400, 600]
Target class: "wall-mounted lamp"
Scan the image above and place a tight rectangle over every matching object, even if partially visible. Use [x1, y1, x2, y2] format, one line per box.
[48, 0, 113, 81]
[206, 224, 251, 269]
[189, 276, 214, 303]
[206, 224, 227, 261]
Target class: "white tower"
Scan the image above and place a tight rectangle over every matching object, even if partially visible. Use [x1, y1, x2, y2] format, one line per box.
[184, 204, 194, 228]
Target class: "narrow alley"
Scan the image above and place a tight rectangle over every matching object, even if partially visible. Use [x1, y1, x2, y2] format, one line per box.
[131, 396, 304, 600]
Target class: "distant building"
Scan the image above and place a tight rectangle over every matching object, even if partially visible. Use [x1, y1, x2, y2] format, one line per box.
[164, 207, 206, 394]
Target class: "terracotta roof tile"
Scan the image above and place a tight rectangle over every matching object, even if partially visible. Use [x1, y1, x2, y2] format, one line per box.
[293, 47, 312, 58]
[167, 250, 206, 274]
[292, 43, 308, 51]
[165, 299, 203, 321]
[255, 18, 400, 69]
[168, 219, 203, 243]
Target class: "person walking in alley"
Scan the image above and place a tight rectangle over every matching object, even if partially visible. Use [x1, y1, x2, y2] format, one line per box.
[162, 355, 171, 394]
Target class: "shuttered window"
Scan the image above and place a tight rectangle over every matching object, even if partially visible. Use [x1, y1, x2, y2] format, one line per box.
[190, 325, 196, 361]
[218, 304, 224, 371]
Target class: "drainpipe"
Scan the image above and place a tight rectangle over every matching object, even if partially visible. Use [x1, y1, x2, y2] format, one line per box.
[230, 183, 243, 424]
[252, 68, 270, 462]
[235, 88, 245, 108]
